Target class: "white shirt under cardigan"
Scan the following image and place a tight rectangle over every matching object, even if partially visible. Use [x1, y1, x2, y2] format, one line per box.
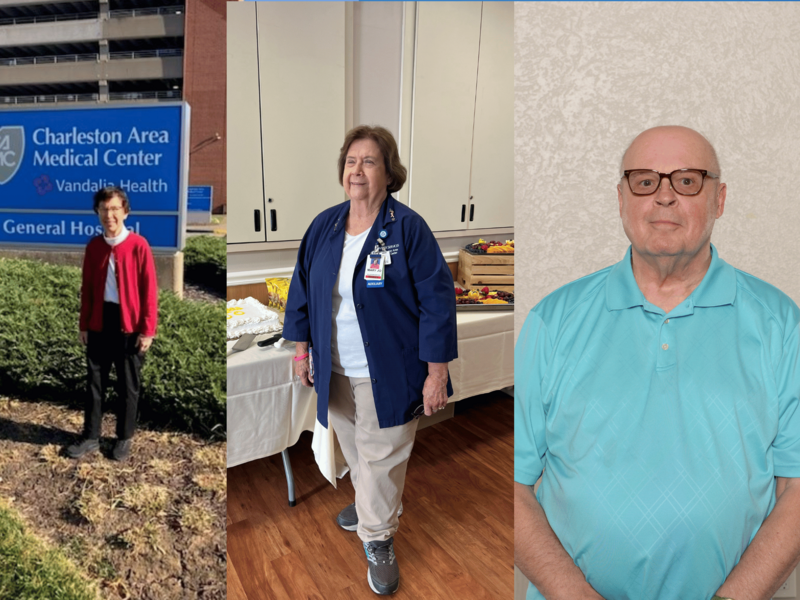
[103, 226, 130, 303]
[330, 228, 371, 377]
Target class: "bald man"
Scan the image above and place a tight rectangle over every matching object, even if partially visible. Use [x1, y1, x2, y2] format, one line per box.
[515, 126, 800, 600]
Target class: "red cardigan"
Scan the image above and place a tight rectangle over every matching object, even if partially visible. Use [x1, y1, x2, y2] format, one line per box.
[79, 233, 158, 337]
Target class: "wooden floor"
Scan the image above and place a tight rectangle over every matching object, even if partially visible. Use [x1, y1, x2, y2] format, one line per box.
[227, 391, 513, 600]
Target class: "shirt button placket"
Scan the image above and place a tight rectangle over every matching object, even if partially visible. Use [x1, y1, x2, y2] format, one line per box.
[658, 317, 676, 368]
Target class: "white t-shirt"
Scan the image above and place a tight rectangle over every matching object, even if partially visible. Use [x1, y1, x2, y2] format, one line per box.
[331, 228, 370, 377]
[103, 226, 130, 303]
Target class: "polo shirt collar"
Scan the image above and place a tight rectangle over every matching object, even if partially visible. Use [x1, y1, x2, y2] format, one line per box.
[692, 244, 737, 308]
[606, 243, 736, 312]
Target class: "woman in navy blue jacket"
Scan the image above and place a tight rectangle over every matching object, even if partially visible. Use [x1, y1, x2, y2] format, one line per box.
[283, 125, 457, 595]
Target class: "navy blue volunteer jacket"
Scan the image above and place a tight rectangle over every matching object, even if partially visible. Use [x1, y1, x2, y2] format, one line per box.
[283, 194, 458, 429]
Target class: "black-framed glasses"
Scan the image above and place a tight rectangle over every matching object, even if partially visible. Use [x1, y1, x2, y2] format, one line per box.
[412, 404, 425, 419]
[622, 169, 719, 196]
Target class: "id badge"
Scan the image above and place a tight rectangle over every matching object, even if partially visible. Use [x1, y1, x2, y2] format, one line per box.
[365, 253, 385, 288]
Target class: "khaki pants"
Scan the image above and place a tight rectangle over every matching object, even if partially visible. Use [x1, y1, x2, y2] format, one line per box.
[328, 372, 419, 543]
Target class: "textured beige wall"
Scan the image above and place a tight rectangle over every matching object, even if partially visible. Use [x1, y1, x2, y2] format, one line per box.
[515, 1, 800, 337]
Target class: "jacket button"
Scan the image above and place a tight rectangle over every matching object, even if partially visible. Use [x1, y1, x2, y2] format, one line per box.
[371, 378, 377, 384]
[364, 342, 369, 347]
[357, 304, 363, 309]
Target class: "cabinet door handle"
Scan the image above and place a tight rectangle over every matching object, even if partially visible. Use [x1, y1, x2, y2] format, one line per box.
[254, 209, 261, 232]
[469, 204, 475, 222]
[270, 209, 277, 231]
[461, 204, 466, 222]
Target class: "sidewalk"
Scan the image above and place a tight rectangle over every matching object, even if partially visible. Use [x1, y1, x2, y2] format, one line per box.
[186, 215, 226, 238]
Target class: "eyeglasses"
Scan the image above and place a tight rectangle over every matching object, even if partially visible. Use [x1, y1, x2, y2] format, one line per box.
[412, 404, 425, 419]
[622, 169, 719, 196]
[98, 206, 125, 214]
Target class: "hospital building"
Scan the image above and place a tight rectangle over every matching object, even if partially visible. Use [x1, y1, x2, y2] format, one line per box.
[0, 0, 225, 212]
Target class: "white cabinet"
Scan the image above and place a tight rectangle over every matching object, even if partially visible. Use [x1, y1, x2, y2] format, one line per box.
[227, 2, 346, 244]
[470, 2, 514, 230]
[227, 3, 263, 244]
[406, 2, 513, 232]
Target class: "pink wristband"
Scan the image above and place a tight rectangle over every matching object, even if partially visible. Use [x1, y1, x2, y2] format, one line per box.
[294, 353, 309, 362]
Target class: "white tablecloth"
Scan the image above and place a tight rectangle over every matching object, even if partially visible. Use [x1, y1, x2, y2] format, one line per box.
[226, 309, 514, 480]
[449, 310, 514, 401]
[226, 339, 317, 468]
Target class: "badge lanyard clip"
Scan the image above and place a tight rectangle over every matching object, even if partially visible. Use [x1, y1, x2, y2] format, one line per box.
[376, 235, 391, 265]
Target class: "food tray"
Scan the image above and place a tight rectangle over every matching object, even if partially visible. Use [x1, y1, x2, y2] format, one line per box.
[463, 246, 514, 256]
[453, 281, 514, 311]
[456, 303, 514, 312]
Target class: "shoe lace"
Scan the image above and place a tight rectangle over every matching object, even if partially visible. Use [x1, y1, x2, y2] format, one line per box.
[365, 543, 395, 566]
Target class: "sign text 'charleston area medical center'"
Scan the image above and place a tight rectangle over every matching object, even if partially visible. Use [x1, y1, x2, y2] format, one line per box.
[0, 104, 189, 249]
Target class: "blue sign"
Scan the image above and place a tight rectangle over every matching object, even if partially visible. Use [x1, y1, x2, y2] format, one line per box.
[0, 214, 179, 247]
[0, 103, 189, 250]
[187, 185, 212, 212]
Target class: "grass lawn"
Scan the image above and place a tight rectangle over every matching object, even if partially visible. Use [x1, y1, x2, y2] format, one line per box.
[0, 497, 98, 600]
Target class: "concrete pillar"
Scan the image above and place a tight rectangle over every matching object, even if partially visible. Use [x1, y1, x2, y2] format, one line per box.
[99, 40, 109, 61]
[99, 0, 109, 20]
[99, 79, 108, 103]
[154, 251, 184, 297]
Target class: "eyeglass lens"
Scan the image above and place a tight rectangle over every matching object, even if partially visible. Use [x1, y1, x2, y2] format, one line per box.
[627, 170, 705, 196]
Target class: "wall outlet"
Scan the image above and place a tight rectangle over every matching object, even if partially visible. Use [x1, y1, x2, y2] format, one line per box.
[774, 569, 797, 599]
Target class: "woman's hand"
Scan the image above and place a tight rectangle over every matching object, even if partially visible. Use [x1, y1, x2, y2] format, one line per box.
[294, 342, 314, 387]
[295, 357, 314, 387]
[137, 335, 154, 354]
[422, 362, 449, 416]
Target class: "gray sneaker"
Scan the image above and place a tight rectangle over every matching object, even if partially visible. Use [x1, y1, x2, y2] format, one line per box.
[112, 438, 132, 462]
[66, 438, 99, 459]
[336, 502, 404, 532]
[364, 538, 399, 595]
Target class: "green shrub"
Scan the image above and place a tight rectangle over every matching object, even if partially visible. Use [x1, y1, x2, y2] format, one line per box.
[183, 235, 226, 294]
[0, 499, 98, 600]
[0, 258, 225, 438]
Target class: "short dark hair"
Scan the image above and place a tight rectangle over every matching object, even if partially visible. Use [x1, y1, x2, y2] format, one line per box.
[93, 186, 130, 214]
[337, 125, 407, 194]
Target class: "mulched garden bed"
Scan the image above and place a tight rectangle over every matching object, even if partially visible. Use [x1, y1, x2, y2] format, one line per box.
[0, 399, 225, 600]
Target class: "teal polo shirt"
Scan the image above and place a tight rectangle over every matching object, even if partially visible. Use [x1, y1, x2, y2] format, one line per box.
[515, 244, 800, 600]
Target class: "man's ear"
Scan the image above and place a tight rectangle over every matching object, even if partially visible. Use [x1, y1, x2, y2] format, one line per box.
[715, 182, 727, 219]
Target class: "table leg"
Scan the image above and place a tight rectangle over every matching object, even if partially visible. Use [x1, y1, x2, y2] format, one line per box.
[281, 449, 297, 507]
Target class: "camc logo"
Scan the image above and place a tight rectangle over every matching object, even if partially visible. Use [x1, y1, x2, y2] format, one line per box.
[0, 126, 25, 185]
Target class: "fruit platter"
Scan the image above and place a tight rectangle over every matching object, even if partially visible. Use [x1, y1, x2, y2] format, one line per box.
[464, 238, 514, 255]
[454, 285, 514, 311]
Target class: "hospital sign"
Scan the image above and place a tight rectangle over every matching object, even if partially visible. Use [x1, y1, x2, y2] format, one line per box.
[0, 103, 190, 250]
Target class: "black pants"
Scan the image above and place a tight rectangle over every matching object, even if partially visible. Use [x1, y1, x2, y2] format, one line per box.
[83, 302, 145, 440]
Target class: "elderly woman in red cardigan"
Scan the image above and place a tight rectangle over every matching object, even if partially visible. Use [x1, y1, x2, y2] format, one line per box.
[67, 186, 158, 462]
